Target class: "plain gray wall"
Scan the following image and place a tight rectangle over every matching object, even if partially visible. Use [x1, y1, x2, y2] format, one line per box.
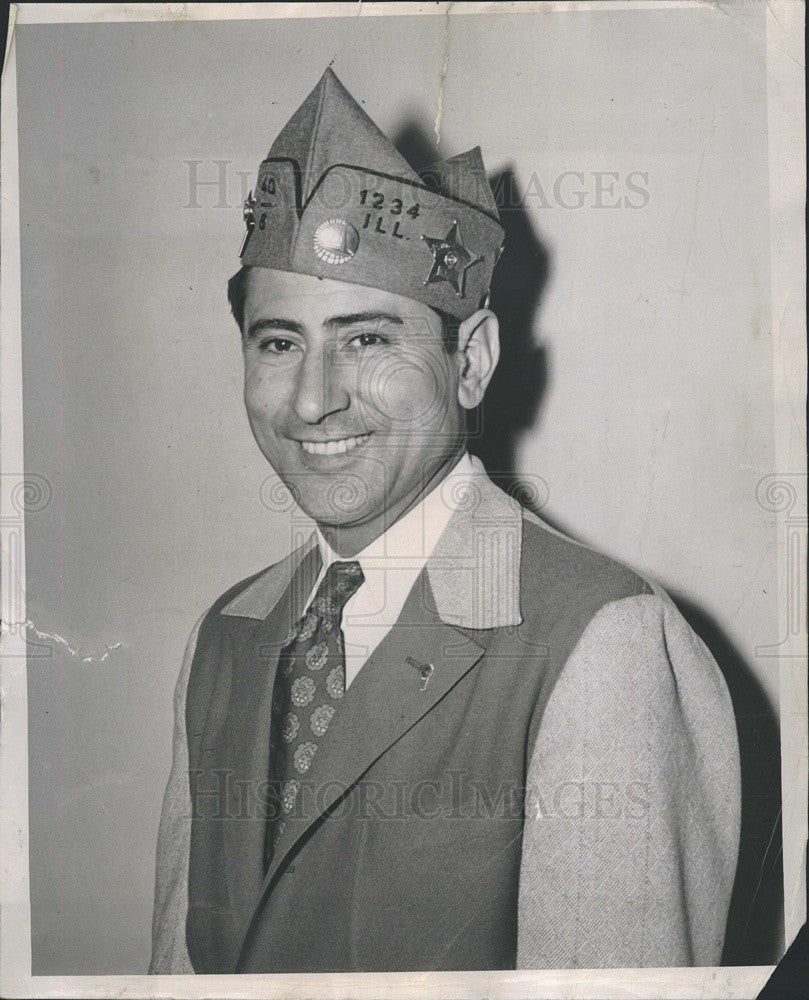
[16, 8, 781, 973]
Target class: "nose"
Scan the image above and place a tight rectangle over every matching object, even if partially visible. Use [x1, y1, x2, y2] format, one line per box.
[291, 344, 350, 425]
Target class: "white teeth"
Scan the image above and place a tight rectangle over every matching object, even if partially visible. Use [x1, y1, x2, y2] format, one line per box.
[300, 434, 370, 456]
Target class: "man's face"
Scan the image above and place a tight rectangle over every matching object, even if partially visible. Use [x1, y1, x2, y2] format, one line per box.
[242, 268, 466, 530]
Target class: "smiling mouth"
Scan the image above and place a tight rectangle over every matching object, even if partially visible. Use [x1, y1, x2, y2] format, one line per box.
[299, 433, 372, 456]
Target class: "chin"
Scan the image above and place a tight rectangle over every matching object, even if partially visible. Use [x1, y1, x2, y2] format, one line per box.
[303, 505, 377, 531]
[290, 485, 377, 528]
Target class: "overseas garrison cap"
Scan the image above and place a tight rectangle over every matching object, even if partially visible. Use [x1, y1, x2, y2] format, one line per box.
[240, 68, 505, 321]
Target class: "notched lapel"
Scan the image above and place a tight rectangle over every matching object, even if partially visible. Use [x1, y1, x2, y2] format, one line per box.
[221, 533, 319, 621]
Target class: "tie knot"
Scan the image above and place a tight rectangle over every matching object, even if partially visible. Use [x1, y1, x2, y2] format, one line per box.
[311, 560, 364, 621]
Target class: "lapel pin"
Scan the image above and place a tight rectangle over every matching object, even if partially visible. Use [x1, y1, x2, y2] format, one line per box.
[406, 656, 434, 691]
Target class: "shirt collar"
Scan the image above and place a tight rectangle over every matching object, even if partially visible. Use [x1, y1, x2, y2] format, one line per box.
[313, 451, 477, 579]
[221, 453, 523, 630]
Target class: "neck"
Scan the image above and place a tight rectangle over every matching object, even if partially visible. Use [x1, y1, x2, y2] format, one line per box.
[318, 447, 466, 558]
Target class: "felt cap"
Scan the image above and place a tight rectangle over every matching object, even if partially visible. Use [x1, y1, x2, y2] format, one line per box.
[240, 68, 505, 320]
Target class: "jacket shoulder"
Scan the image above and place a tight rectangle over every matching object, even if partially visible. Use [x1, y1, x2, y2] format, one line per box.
[519, 509, 652, 627]
[205, 539, 317, 622]
[207, 565, 276, 617]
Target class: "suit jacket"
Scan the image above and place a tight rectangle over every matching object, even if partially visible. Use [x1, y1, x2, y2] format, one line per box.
[150, 464, 741, 972]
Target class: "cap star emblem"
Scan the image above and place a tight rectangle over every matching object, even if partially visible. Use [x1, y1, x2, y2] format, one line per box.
[421, 221, 480, 297]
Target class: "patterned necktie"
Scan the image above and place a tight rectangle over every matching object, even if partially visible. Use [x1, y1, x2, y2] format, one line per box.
[265, 559, 365, 870]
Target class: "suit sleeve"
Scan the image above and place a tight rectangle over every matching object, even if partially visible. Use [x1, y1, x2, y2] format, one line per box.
[148, 615, 205, 974]
[517, 591, 741, 968]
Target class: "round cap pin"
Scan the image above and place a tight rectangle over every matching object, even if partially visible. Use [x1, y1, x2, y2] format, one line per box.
[313, 219, 360, 264]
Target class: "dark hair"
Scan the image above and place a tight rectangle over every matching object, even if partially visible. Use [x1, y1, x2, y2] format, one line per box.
[227, 265, 251, 333]
[227, 265, 459, 353]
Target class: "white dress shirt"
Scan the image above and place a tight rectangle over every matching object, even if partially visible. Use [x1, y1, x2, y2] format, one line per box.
[308, 452, 475, 687]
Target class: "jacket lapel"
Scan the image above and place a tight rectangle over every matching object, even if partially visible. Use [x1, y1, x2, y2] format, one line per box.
[219, 542, 321, 966]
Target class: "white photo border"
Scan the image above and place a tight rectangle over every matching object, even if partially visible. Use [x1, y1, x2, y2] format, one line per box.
[1, 3, 804, 997]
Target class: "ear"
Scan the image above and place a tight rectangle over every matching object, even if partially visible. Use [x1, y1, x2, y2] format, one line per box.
[455, 309, 500, 410]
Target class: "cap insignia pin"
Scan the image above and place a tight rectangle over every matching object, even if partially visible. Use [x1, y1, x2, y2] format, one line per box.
[240, 190, 257, 255]
[421, 220, 481, 297]
[313, 218, 360, 264]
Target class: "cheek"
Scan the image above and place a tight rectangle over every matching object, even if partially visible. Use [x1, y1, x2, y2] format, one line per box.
[243, 362, 284, 419]
[359, 351, 454, 428]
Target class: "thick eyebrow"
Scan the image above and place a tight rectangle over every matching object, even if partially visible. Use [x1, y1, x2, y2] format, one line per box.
[245, 317, 305, 340]
[324, 311, 405, 332]
[245, 311, 405, 341]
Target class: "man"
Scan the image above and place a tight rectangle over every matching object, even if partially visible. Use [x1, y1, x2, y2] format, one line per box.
[150, 68, 740, 973]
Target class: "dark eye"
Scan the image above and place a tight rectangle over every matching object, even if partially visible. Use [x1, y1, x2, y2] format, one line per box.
[350, 332, 388, 348]
[258, 337, 295, 354]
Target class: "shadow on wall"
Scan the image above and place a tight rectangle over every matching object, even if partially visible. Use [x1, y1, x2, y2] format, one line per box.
[472, 167, 549, 498]
[393, 122, 549, 499]
[673, 594, 785, 965]
[395, 119, 784, 966]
